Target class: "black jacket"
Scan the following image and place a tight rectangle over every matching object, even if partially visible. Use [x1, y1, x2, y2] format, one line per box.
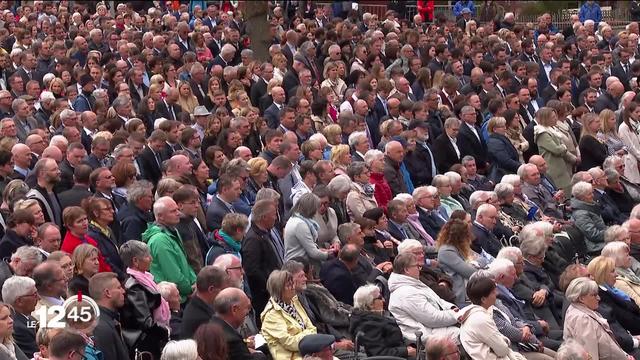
[319, 259, 357, 306]
[93, 306, 132, 360]
[12, 312, 37, 358]
[58, 185, 93, 210]
[87, 223, 124, 279]
[210, 316, 256, 360]
[578, 135, 608, 171]
[0, 229, 32, 261]
[404, 142, 436, 187]
[180, 296, 214, 339]
[471, 223, 502, 257]
[349, 309, 409, 358]
[417, 207, 446, 239]
[597, 286, 640, 353]
[458, 122, 488, 169]
[138, 147, 166, 185]
[594, 189, 626, 225]
[432, 133, 461, 173]
[55, 159, 75, 193]
[117, 203, 153, 243]
[241, 223, 283, 315]
[121, 276, 169, 359]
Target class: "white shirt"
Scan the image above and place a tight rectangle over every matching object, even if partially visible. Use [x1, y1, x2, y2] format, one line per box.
[449, 136, 460, 157]
[466, 122, 480, 141]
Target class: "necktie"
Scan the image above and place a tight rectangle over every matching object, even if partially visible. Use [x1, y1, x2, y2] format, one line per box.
[154, 151, 162, 168]
[527, 103, 535, 118]
[624, 63, 629, 75]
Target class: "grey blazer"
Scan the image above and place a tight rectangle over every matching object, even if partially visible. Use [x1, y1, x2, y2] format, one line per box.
[437, 244, 477, 305]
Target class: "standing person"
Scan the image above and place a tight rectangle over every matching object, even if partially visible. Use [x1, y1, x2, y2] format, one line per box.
[619, 102, 640, 183]
[142, 197, 196, 304]
[89, 272, 131, 360]
[26, 158, 62, 227]
[117, 180, 154, 243]
[60, 207, 111, 273]
[534, 107, 576, 193]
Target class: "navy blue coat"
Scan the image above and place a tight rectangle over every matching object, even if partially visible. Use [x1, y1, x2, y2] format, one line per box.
[319, 258, 357, 306]
[487, 133, 521, 181]
[117, 203, 153, 243]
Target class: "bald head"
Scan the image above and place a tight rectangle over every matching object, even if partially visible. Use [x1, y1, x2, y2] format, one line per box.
[385, 140, 404, 163]
[608, 81, 625, 97]
[42, 146, 63, 162]
[11, 143, 31, 168]
[26, 134, 45, 155]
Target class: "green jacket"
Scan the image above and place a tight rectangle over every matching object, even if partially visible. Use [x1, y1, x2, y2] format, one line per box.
[534, 126, 576, 193]
[142, 223, 196, 303]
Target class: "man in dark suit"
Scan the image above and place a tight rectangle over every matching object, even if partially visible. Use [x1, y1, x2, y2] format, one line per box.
[180, 266, 227, 339]
[127, 68, 148, 110]
[472, 204, 502, 257]
[210, 288, 264, 360]
[5, 276, 38, 358]
[319, 245, 359, 306]
[432, 118, 462, 174]
[537, 47, 555, 90]
[241, 200, 284, 314]
[457, 106, 488, 173]
[594, 81, 624, 113]
[415, 186, 447, 239]
[117, 181, 154, 244]
[207, 25, 224, 58]
[206, 175, 242, 232]
[611, 48, 633, 91]
[250, 63, 273, 107]
[281, 30, 299, 69]
[157, 88, 183, 121]
[405, 121, 437, 187]
[211, 43, 237, 70]
[138, 130, 168, 185]
[189, 63, 208, 106]
[263, 86, 286, 129]
[427, 44, 448, 76]
[589, 167, 627, 225]
[14, 51, 43, 87]
[175, 22, 194, 55]
[58, 164, 93, 209]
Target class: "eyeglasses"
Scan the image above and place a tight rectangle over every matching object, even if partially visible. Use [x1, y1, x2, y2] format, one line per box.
[407, 263, 423, 270]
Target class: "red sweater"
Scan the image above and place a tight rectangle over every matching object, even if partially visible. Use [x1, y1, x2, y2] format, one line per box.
[61, 232, 112, 273]
[370, 172, 392, 210]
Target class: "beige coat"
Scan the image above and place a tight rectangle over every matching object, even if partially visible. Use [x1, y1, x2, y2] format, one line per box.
[564, 303, 629, 360]
[346, 182, 378, 219]
[260, 296, 317, 360]
[615, 268, 640, 306]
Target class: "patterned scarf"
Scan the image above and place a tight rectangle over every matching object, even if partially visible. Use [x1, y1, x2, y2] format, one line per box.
[276, 299, 306, 329]
[361, 182, 375, 198]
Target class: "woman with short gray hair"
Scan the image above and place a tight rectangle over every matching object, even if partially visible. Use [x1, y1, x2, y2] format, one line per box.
[570, 181, 608, 254]
[284, 193, 336, 271]
[327, 174, 352, 224]
[564, 277, 632, 359]
[350, 284, 416, 358]
[494, 183, 526, 234]
[120, 240, 170, 358]
[261, 270, 317, 360]
[601, 241, 640, 306]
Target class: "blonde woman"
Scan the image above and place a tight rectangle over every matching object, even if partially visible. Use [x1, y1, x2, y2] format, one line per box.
[330, 144, 352, 176]
[0, 302, 27, 359]
[599, 109, 627, 156]
[321, 62, 347, 103]
[322, 124, 342, 147]
[48, 77, 66, 98]
[534, 107, 576, 192]
[177, 82, 198, 114]
[601, 241, 640, 306]
[578, 113, 608, 171]
[272, 53, 288, 83]
[69, 243, 100, 297]
[13, 199, 45, 226]
[247, 157, 268, 205]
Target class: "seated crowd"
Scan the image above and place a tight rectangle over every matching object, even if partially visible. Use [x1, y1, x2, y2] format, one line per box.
[0, 0, 637, 360]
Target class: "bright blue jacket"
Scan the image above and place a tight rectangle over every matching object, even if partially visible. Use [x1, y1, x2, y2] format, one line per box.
[453, 1, 476, 17]
[579, 2, 602, 24]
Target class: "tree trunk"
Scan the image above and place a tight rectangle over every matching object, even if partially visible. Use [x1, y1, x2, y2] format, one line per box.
[244, 1, 271, 62]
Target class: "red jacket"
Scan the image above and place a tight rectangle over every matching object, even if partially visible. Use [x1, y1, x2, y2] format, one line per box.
[370, 172, 392, 210]
[417, 0, 435, 22]
[61, 231, 112, 273]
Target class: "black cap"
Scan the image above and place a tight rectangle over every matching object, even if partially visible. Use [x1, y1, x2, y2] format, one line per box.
[298, 334, 335, 356]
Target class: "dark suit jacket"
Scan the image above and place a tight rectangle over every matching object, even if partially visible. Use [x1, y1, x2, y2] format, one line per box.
[14, 67, 42, 86]
[250, 78, 268, 107]
[319, 258, 357, 306]
[540, 84, 557, 105]
[12, 312, 37, 358]
[175, 36, 194, 54]
[138, 147, 165, 184]
[578, 135, 608, 171]
[594, 92, 618, 113]
[180, 296, 214, 339]
[117, 202, 152, 244]
[156, 100, 182, 122]
[263, 103, 282, 129]
[241, 224, 282, 314]
[458, 122, 488, 168]
[128, 82, 148, 109]
[471, 223, 502, 257]
[417, 207, 445, 239]
[594, 189, 626, 225]
[282, 43, 295, 69]
[210, 317, 256, 360]
[522, 120, 539, 162]
[432, 133, 461, 173]
[58, 185, 93, 209]
[211, 55, 228, 69]
[611, 63, 632, 91]
[190, 79, 207, 105]
[427, 58, 445, 76]
[206, 196, 233, 232]
[487, 133, 521, 176]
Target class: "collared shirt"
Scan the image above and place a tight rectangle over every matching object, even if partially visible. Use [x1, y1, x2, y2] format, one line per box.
[448, 136, 460, 157]
[216, 195, 235, 213]
[465, 122, 480, 141]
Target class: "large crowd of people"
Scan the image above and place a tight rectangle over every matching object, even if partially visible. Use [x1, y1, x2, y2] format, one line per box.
[0, 0, 638, 359]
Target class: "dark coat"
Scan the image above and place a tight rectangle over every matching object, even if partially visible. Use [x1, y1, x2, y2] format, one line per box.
[593, 189, 626, 225]
[432, 133, 461, 173]
[348, 309, 409, 358]
[263, 103, 282, 129]
[156, 100, 182, 121]
[120, 276, 169, 359]
[417, 207, 446, 239]
[55, 159, 75, 193]
[594, 92, 619, 113]
[522, 120, 539, 162]
[382, 156, 407, 196]
[138, 147, 166, 185]
[487, 133, 521, 182]
[598, 286, 640, 340]
[250, 78, 268, 107]
[12, 312, 37, 358]
[241, 223, 283, 315]
[404, 142, 436, 187]
[458, 122, 488, 168]
[117, 203, 152, 243]
[87, 223, 125, 279]
[93, 306, 132, 360]
[180, 296, 214, 339]
[578, 135, 608, 171]
[210, 316, 255, 360]
[319, 259, 358, 306]
[0, 229, 32, 261]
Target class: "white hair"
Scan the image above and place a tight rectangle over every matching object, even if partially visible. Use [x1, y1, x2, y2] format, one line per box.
[157, 281, 178, 300]
[153, 196, 176, 218]
[468, 190, 489, 209]
[487, 258, 515, 278]
[584, 19, 595, 27]
[556, 339, 588, 360]
[2, 276, 35, 305]
[393, 193, 413, 203]
[160, 340, 199, 360]
[309, 133, 327, 146]
[11, 246, 42, 264]
[353, 284, 381, 310]
[571, 181, 593, 199]
[50, 135, 68, 147]
[348, 131, 367, 148]
[364, 149, 384, 168]
[327, 174, 352, 194]
[494, 183, 514, 200]
[497, 246, 522, 265]
[601, 241, 630, 267]
[444, 171, 461, 183]
[212, 253, 239, 271]
[397, 239, 423, 254]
